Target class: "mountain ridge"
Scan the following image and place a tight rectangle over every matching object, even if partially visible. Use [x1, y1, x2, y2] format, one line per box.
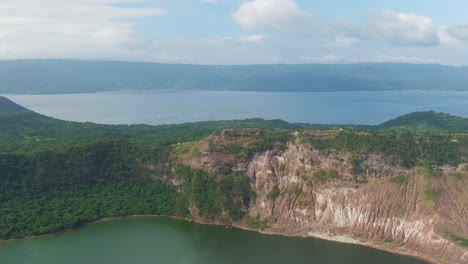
[0, 96, 27, 112]
[2, 60, 468, 94]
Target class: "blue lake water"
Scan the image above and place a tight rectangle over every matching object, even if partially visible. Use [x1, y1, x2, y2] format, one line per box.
[4, 90, 468, 125]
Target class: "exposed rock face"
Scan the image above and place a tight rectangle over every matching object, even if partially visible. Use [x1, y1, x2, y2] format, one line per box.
[177, 130, 468, 264]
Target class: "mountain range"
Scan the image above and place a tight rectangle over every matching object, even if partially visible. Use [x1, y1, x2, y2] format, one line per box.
[1, 60, 468, 94]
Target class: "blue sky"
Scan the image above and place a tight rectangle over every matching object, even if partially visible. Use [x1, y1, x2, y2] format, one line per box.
[0, 0, 467, 65]
[120, 0, 467, 35]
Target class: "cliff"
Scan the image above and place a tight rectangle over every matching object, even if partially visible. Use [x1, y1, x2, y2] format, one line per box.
[174, 129, 468, 263]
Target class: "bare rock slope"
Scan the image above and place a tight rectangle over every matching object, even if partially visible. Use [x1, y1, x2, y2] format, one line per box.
[174, 129, 468, 263]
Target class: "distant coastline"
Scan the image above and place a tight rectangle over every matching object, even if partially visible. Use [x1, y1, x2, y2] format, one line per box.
[1, 60, 468, 94]
[2, 88, 468, 96]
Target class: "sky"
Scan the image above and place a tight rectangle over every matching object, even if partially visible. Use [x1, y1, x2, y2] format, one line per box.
[1, 0, 468, 65]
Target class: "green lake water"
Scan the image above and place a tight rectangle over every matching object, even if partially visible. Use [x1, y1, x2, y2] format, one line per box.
[0, 217, 427, 264]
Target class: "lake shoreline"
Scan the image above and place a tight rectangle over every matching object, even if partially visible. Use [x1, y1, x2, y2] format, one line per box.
[0, 215, 440, 264]
[230, 224, 440, 264]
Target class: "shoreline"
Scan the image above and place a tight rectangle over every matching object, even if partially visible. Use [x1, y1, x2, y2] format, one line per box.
[230, 224, 441, 264]
[3, 89, 467, 96]
[0, 215, 441, 264]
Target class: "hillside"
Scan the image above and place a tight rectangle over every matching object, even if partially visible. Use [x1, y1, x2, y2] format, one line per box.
[378, 111, 468, 132]
[0, 100, 467, 263]
[0, 96, 27, 111]
[1, 60, 468, 94]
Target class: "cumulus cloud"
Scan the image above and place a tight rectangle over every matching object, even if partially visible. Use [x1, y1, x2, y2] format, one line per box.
[233, 3, 443, 48]
[233, 0, 319, 37]
[0, 0, 166, 60]
[367, 9, 440, 47]
[446, 24, 468, 44]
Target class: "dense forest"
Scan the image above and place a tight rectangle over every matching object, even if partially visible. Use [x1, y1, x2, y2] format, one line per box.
[377, 111, 468, 132]
[0, 142, 254, 239]
[306, 131, 468, 168]
[1, 97, 467, 240]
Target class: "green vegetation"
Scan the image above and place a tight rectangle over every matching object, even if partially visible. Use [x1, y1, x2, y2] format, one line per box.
[175, 165, 253, 220]
[1, 99, 467, 241]
[306, 130, 468, 168]
[378, 111, 468, 132]
[267, 186, 281, 201]
[0, 141, 181, 239]
[0, 143, 254, 240]
[0, 110, 301, 155]
[0, 96, 26, 111]
[418, 164, 443, 178]
[383, 237, 403, 249]
[313, 169, 340, 183]
[389, 174, 410, 184]
[448, 233, 468, 248]
[247, 130, 291, 154]
[0, 99, 301, 240]
[245, 215, 269, 231]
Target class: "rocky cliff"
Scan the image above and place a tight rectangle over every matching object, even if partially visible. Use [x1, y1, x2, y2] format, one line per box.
[174, 129, 468, 264]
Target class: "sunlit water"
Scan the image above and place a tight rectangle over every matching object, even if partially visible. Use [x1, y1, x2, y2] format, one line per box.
[0, 217, 427, 264]
[4, 90, 468, 125]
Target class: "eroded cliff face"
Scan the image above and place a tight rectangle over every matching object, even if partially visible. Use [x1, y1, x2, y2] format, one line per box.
[174, 129, 468, 264]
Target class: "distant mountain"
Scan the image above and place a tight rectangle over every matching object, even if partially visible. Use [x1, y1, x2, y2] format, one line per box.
[378, 111, 468, 132]
[0, 96, 26, 111]
[1, 60, 468, 94]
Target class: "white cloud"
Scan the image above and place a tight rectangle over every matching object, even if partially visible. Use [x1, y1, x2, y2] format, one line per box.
[0, 1, 467, 65]
[0, 0, 166, 60]
[446, 23, 468, 44]
[233, 0, 319, 37]
[367, 9, 440, 47]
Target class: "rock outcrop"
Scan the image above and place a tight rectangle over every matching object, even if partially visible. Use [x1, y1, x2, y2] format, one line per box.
[175, 129, 468, 264]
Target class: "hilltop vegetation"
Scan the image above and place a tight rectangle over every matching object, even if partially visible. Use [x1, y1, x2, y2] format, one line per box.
[307, 130, 467, 168]
[1, 60, 468, 94]
[0, 96, 26, 111]
[0, 110, 306, 154]
[378, 111, 468, 132]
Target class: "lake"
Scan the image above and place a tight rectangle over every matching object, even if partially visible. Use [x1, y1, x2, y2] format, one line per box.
[4, 90, 468, 125]
[0, 217, 426, 264]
